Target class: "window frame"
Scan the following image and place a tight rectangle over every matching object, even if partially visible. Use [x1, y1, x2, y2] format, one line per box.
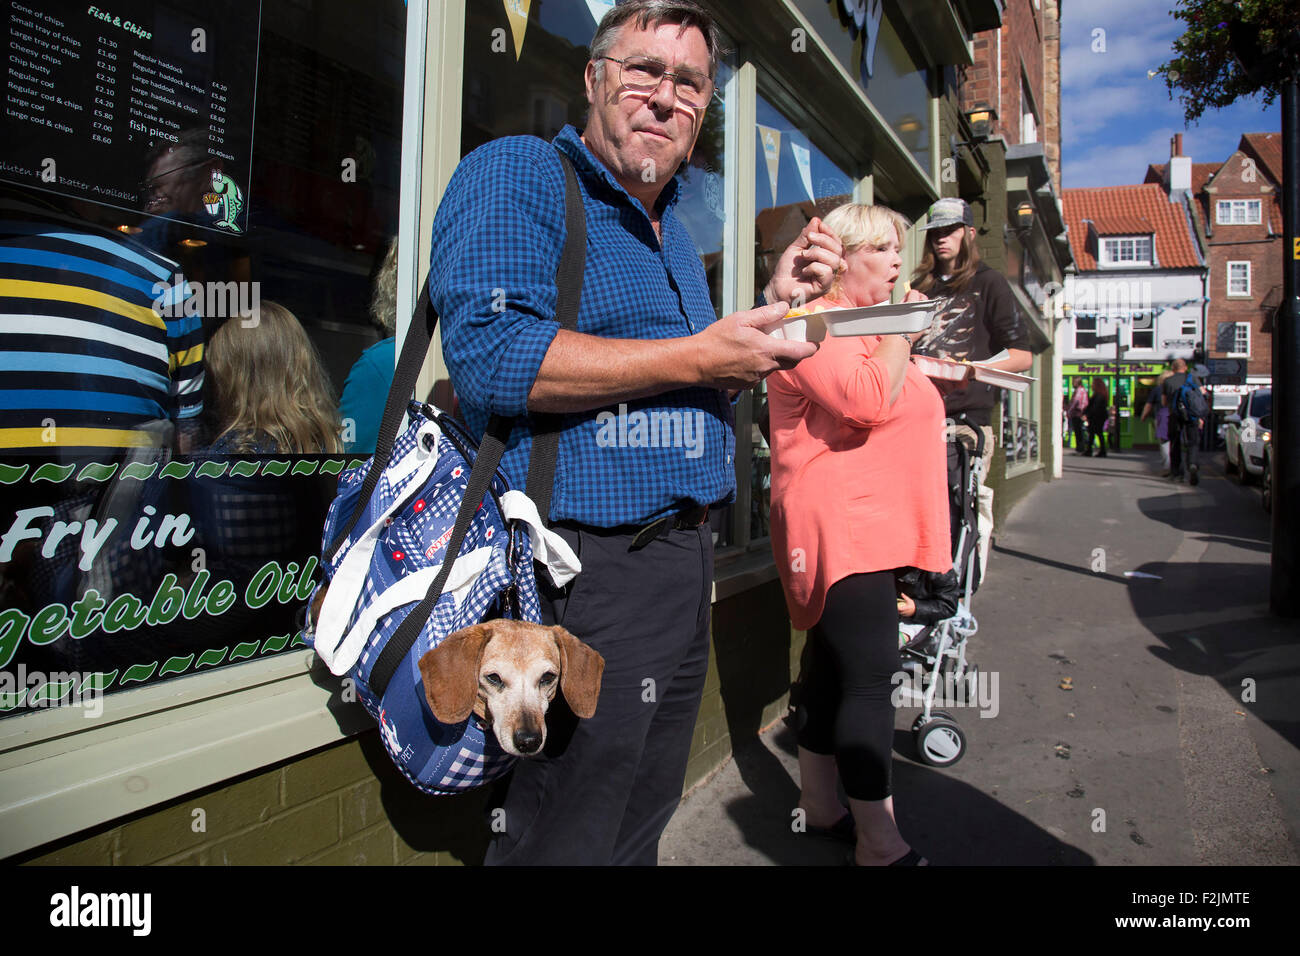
[1227, 322, 1251, 358]
[1226, 260, 1252, 298]
[1074, 315, 1098, 352]
[1100, 235, 1153, 267]
[1216, 199, 1262, 225]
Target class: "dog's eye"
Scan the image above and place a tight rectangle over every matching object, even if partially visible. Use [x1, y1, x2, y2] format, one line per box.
[483, 673, 504, 688]
[538, 672, 557, 687]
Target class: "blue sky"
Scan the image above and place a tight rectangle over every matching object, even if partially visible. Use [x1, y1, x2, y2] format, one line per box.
[1061, 0, 1280, 188]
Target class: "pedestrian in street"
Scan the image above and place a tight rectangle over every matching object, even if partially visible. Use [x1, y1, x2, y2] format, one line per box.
[1085, 379, 1109, 457]
[1160, 357, 1205, 484]
[769, 202, 949, 866]
[1139, 368, 1173, 475]
[1068, 378, 1089, 453]
[429, 0, 840, 865]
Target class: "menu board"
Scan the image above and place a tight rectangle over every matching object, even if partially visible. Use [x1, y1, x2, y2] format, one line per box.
[2, 0, 260, 232]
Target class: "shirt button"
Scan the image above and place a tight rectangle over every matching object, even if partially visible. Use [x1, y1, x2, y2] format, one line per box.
[727, 455, 733, 464]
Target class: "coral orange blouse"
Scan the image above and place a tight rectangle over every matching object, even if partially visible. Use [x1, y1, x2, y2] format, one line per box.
[768, 333, 952, 631]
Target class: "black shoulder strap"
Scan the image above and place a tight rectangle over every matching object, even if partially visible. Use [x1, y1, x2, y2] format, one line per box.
[364, 147, 586, 699]
[524, 154, 586, 521]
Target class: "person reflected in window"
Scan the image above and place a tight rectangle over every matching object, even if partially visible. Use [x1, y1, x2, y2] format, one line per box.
[202, 301, 343, 455]
[0, 187, 204, 456]
[339, 240, 397, 454]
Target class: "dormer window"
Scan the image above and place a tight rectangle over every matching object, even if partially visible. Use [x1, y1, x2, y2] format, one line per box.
[1216, 200, 1261, 225]
[1100, 236, 1152, 266]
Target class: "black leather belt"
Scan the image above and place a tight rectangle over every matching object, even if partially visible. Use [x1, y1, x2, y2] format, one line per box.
[629, 504, 710, 551]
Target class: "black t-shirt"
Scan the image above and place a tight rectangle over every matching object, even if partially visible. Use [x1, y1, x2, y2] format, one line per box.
[1160, 371, 1199, 407]
[912, 263, 1035, 424]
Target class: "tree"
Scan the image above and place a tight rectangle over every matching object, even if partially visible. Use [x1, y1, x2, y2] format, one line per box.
[1157, 0, 1300, 123]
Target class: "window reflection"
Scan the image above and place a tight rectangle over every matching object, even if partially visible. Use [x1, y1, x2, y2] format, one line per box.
[750, 90, 855, 541]
[0, 0, 406, 707]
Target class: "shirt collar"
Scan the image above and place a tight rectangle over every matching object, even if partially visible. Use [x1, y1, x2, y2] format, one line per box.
[553, 124, 682, 216]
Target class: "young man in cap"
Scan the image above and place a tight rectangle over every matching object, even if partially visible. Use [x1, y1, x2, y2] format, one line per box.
[905, 197, 1037, 582]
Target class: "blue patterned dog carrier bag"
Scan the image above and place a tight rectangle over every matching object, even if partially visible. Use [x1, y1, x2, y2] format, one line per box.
[306, 146, 586, 794]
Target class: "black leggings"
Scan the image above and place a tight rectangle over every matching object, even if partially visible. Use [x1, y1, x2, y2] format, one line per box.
[797, 571, 900, 801]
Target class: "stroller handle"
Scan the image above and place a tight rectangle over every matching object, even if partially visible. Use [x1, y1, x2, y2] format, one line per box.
[954, 412, 986, 459]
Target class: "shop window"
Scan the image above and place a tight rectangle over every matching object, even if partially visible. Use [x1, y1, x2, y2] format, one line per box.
[789, 0, 931, 174]
[750, 89, 856, 542]
[0, 0, 408, 711]
[1002, 354, 1041, 476]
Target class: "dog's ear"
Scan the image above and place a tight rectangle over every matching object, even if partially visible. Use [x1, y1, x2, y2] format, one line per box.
[552, 626, 604, 719]
[419, 624, 493, 724]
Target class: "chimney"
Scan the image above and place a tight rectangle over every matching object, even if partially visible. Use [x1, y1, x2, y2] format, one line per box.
[1168, 134, 1191, 202]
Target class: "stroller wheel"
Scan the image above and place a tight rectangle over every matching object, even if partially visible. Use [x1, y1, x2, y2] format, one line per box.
[915, 718, 966, 767]
[912, 710, 957, 734]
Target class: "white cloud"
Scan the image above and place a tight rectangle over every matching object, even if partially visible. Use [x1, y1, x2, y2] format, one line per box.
[1064, 126, 1179, 189]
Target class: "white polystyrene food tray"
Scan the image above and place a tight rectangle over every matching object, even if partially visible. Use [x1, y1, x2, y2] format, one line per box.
[972, 365, 1034, 392]
[770, 298, 942, 342]
[911, 353, 970, 382]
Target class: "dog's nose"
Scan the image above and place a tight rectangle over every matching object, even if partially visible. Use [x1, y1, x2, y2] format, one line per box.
[513, 730, 543, 754]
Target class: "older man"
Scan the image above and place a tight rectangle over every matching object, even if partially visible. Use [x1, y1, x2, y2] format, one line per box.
[429, 0, 839, 865]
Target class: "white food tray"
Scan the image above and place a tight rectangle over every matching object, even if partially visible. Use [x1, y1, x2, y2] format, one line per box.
[971, 365, 1034, 392]
[771, 298, 942, 343]
[911, 353, 1035, 392]
[911, 353, 970, 382]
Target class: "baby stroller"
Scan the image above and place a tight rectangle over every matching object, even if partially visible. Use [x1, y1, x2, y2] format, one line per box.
[896, 413, 984, 767]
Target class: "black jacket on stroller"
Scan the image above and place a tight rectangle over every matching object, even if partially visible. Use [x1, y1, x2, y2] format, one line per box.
[894, 567, 961, 626]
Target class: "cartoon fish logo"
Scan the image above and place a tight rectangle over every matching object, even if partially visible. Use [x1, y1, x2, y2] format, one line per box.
[203, 169, 244, 233]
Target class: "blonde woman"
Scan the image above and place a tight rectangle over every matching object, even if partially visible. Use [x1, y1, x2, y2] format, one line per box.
[769, 202, 950, 866]
[204, 300, 343, 454]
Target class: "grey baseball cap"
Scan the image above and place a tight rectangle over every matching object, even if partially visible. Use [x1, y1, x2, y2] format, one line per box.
[920, 197, 973, 230]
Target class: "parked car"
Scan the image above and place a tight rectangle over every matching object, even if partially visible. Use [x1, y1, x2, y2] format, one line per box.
[1224, 388, 1271, 485]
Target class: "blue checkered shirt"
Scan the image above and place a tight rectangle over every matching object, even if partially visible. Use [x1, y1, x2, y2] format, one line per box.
[429, 125, 735, 528]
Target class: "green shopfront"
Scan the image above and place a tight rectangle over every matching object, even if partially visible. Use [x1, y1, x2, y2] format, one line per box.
[1062, 361, 1169, 450]
[2, 0, 992, 865]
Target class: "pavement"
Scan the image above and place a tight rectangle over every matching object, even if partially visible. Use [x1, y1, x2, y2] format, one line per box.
[659, 445, 1300, 865]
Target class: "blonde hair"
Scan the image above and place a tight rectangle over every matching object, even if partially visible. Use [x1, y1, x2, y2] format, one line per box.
[369, 238, 399, 336]
[820, 202, 909, 300]
[206, 301, 344, 454]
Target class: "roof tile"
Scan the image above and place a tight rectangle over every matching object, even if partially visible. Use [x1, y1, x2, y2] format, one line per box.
[1063, 184, 1201, 272]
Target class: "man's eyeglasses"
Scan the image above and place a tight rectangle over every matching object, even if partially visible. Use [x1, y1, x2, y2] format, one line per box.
[599, 55, 713, 108]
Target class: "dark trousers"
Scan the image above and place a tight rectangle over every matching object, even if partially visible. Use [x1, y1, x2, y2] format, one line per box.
[796, 571, 900, 801]
[483, 522, 713, 865]
[1069, 416, 1087, 450]
[1170, 418, 1198, 476]
[1086, 419, 1107, 456]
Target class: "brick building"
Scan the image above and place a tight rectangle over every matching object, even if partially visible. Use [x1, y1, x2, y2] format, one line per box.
[1059, 181, 1208, 447]
[1146, 132, 1284, 387]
